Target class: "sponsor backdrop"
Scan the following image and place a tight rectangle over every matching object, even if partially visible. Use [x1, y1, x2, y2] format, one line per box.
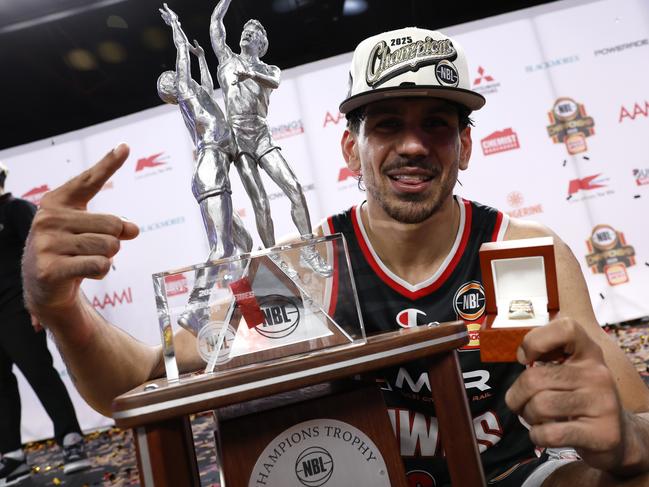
[1, 0, 647, 441]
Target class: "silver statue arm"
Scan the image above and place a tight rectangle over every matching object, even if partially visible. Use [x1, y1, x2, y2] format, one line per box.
[233, 64, 280, 89]
[210, 0, 234, 61]
[189, 40, 215, 97]
[160, 4, 192, 96]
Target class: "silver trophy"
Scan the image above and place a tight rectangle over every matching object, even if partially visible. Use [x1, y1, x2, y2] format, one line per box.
[209, 0, 331, 276]
[153, 2, 361, 380]
[157, 4, 252, 334]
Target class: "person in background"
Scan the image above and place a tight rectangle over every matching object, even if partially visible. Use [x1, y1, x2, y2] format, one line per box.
[0, 162, 91, 484]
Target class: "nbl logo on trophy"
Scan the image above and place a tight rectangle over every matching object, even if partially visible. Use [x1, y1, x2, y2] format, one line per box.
[547, 97, 595, 154]
[585, 224, 636, 286]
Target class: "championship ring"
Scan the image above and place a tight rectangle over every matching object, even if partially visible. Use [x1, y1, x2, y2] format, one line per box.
[508, 299, 534, 320]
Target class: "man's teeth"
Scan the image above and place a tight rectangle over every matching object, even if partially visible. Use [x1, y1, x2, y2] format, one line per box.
[392, 174, 432, 182]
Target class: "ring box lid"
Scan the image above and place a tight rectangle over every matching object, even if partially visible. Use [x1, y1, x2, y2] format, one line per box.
[479, 237, 559, 326]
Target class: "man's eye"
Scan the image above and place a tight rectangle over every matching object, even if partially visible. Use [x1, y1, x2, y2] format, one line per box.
[424, 118, 449, 128]
[375, 118, 401, 129]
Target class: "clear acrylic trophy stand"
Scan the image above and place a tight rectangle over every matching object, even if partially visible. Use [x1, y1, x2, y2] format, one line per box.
[152, 234, 365, 381]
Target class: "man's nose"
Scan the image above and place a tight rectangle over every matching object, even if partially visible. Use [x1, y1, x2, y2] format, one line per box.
[396, 127, 430, 158]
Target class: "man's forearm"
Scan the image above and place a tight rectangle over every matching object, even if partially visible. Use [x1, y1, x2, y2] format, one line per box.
[47, 296, 161, 416]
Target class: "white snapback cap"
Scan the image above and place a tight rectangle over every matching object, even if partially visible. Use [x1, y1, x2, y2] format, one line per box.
[339, 27, 486, 114]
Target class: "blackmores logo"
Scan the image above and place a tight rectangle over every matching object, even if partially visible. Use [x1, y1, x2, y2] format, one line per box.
[272, 119, 304, 140]
[92, 288, 133, 310]
[619, 100, 649, 123]
[480, 128, 520, 156]
[295, 447, 334, 486]
[255, 295, 301, 339]
[21, 185, 50, 205]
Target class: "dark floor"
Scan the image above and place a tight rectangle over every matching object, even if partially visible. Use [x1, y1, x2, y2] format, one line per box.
[13, 323, 649, 486]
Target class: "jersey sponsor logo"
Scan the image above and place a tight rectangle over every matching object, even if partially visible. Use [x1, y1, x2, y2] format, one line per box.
[387, 409, 503, 456]
[394, 368, 491, 394]
[396, 308, 427, 328]
[453, 281, 485, 322]
[255, 295, 301, 339]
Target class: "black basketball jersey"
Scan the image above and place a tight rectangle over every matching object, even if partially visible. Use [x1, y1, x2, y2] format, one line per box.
[323, 196, 537, 486]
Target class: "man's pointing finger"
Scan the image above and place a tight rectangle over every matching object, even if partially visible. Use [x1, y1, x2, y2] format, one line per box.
[42, 143, 130, 210]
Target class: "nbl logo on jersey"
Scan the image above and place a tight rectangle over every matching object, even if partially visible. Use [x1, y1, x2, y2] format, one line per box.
[453, 281, 485, 350]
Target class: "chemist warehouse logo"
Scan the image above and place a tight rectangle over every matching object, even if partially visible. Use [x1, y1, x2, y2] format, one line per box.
[453, 281, 486, 350]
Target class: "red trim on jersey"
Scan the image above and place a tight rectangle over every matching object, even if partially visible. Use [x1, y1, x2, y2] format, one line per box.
[491, 211, 504, 242]
[351, 200, 473, 300]
[326, 216, 339, 317]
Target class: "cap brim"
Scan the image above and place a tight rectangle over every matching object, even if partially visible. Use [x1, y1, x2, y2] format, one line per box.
[339, 86, 486, 114]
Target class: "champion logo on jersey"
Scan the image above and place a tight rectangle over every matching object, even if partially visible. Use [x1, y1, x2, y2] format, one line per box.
[395, 308, 427, 328]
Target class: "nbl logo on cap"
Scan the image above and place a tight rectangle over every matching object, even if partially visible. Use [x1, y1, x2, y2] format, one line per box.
[435, 60, 459, 87]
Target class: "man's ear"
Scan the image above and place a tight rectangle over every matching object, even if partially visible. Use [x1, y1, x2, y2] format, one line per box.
[341, 129, 361, 172]
[459, 126, 472, 171]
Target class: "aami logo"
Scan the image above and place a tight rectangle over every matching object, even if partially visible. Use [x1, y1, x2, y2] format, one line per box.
[164, 274, 188, 297]
[255, 295, 301, 339]
[396, 308, 427, 328]
[21, 184, 50, 205]
[480, 128, 520, 156]
[323, 111, 345, 128]
[135, 152, 168, 172]
[271, 119, 304, 140]
[453, 281, 485, 321]
[633, 168, 649, 186]
[619, 100, 649, 122]
[567, 174, 609, 195]
[92, 288, 133, 310]
[295, 447, 334, 486]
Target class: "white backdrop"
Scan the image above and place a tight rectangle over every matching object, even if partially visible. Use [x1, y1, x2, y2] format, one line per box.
[1, 0, 648, 442]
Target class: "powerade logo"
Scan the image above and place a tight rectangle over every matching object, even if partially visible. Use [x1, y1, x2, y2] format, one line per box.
[295, 447, 334, 486]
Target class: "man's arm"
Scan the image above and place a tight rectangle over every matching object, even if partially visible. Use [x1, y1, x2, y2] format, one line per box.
[210, 0, 234, 62]
[21, 145, 181, 416]
[189, 40, 215, 97]
[160, 4, 192, 97]
[503, 219, 649, 479]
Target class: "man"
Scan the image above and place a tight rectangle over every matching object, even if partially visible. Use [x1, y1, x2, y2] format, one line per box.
[209, 0, 331, 276]
[0, 163, 90, 485]
[21, 28, 649, 486]
[157, 4, 253, 333]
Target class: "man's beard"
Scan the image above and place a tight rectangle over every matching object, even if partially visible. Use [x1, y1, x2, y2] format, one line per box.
[364, 160, 457, 224]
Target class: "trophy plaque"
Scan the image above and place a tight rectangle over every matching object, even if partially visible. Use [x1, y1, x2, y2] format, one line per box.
[479, 237, 559, 362]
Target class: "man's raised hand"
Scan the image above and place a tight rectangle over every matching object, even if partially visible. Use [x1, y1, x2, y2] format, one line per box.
[22, 144, 139, 324]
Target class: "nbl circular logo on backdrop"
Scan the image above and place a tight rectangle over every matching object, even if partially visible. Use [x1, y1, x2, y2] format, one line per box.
[255, 295, 301, 339]
[453, 281, 486, 321]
